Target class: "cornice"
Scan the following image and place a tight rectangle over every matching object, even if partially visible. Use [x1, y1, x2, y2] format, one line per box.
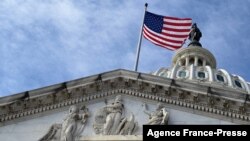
[0, 69, 249, 126]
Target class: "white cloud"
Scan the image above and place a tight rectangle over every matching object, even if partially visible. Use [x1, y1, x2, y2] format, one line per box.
[0, 0, 250, 97]
[0, 0, 143, 96]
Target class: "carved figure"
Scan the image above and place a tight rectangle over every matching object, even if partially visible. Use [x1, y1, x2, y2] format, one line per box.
[39, 105, 89, 141]
[142, 103, 169, 125]
[93, 95, 137, 135]
[189, 23, 202, 42]
[103, 95, 123, 134]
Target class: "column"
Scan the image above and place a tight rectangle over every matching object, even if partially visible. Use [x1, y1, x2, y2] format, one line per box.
[177, 59, 182, 66]
[185, 56, 189, 66]
[194, 56, 198, 66]
[203, 59, 206, 66]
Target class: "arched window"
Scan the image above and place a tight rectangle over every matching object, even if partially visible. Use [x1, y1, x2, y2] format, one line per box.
[159, 71, 168, 77]
[179, 59, 185, 66]
[198, 59, 203, 66]
[235, 80, 242, 88]
[189, 58, 194, 65]
[216, 74, 224, 82]
[159, 73, 164, 76]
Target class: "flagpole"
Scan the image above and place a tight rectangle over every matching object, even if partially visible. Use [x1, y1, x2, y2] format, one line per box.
[134, 3, 148, 71]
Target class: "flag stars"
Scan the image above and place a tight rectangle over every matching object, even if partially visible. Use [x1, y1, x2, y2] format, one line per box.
[143, 11, 192, 50]
[144, 12, 164, 33]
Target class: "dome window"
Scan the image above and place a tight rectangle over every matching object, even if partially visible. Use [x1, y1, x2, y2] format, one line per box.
[198, 71, 205, 79]
[178, 70, 186, 78]
[216, 75, 224, 82]
[235, 80, 242, 88]
[159, 72, 164, 76]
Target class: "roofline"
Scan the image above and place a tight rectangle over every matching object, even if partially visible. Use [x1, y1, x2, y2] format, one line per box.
[0, 68, 248, 105]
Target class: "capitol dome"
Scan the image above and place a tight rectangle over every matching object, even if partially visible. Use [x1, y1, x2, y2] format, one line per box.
[153, 44, 250, 94]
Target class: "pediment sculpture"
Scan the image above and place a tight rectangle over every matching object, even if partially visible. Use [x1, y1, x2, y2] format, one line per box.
[93, 95, 138, 135]
[39, 105, 89, 141]
[142, 103, 169, 125]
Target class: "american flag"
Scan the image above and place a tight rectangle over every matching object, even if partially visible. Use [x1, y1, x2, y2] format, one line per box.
[143, 11, 192, 51]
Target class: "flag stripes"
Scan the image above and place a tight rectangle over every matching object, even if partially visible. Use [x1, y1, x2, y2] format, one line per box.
[143, 11, 192, 50]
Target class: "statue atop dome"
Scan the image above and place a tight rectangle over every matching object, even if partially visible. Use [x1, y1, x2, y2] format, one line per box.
[188, 23, 202, 47]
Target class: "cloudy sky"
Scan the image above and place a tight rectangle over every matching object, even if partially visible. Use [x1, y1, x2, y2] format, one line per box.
[1, 0, 250, 97]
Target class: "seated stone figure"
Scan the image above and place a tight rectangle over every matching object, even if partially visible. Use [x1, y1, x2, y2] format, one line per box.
[103, 95, 123, 135]
[93, 95, 138, 135]
[142, 103, 169, 125]
[39, 105, 89, 141]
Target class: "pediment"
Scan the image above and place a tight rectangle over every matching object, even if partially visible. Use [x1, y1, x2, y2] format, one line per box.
[0, 95, 235, 141]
